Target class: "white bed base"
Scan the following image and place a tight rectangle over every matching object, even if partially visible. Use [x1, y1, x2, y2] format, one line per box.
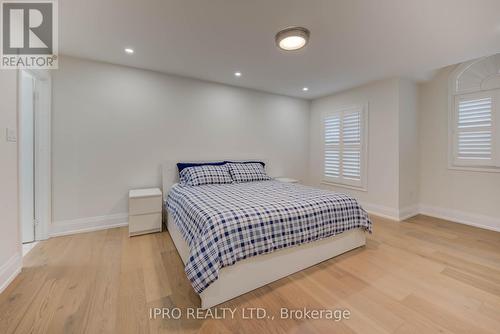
[168, 213, 365, 309]
[161, 161, 366, 309]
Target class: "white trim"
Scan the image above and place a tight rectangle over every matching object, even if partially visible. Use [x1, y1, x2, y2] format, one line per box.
[448, 165, 500, 173]
[448, 55, 500, 95]
[356, 202, 418, 222]
[18, 70, 36, 243]
[448, 58, 485, 95]
[451, 92, 498, 168]
[398, 205, 419, 221]
[321, 181, 368, 192]
[0, 252, 22, 294]
[48, 204, 499, 238]
[358, 201, 498, 230]
[50, 213, 129, 237]
[419, 204, 500, 232]
[17, 69, 52, 242]
[22, 242, 38, 257]
[360, 202, 400, 221]
[448, 57, 500, 173]
[34, 71, 52, 241]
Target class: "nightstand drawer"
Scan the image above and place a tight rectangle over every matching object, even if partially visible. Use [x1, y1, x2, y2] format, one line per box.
[129, 196, 162, 215]
[129, 213, 162, 236]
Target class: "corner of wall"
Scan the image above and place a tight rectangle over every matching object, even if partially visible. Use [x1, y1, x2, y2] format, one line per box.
[397, 78, 419, 218]
[0, 250, 22, 295]
[0, 70, 22, 295]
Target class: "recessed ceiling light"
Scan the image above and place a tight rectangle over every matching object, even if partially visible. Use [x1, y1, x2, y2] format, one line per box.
[234, 72, 242, 77]
[302, 87, 309, 91]
[124, 48, 134, 54]
[275, 27, 310, 51]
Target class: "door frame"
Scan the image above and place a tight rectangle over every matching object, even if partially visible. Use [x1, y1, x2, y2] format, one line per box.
[18, 69, 52, 241]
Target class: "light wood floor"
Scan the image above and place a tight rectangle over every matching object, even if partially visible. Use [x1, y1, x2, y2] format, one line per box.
[1, 215, 500, 334]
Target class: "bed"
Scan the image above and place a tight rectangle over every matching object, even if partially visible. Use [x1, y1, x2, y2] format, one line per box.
[162, 162, 372, 309]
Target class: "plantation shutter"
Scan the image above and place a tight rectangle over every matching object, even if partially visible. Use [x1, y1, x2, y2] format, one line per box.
[323, 105, 366, 188]
[342, 110, 362, 182]
[454, 93, 497, 166]
[324, 114, 341, 179]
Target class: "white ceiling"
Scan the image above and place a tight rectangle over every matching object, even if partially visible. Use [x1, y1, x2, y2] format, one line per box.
[60, 0, 500, 99]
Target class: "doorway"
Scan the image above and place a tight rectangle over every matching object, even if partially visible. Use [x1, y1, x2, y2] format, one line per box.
[19, 69, 51, 244]
[20, 71, 35, 243]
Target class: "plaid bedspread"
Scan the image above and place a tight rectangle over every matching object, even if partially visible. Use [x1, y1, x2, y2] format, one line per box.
[166, 180, 372, 294]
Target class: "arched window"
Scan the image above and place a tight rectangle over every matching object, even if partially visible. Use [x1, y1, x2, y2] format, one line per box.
[449, 53, 500, 171]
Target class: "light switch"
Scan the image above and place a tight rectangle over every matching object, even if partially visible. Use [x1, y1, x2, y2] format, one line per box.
[6, 128, 17, 142]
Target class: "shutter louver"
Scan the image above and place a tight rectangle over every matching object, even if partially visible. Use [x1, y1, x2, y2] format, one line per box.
[324, 149, 340, 178]
[457, 97, 492, 161]
[343, 148, 361, 180]
[342, 112, 361, 181]
[324, 115, 340, 178]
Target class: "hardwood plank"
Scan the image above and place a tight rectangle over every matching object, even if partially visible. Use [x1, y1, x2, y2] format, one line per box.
[441, 267, 500, 297]
[0, 215, 499, 333]
[402, 294, 494, 334]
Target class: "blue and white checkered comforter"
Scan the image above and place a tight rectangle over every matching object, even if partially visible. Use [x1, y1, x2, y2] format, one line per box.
[166, 180, 372, 294]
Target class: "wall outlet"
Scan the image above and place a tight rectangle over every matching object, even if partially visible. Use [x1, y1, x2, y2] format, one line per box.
[6, 128, 17, 142]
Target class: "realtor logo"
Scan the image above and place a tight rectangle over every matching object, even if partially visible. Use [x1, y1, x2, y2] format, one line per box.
[1, 0, 58, 69]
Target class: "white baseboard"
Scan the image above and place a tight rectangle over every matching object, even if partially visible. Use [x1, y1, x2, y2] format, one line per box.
[360, 202, 400, 221]
[398, 205, 419, 221]
[0, 252, 22, 294]
[48, 204, 499, 238]
[50, 213, 129, 237]
[419, 204, 500, 232]
[359, 201, 499, 233]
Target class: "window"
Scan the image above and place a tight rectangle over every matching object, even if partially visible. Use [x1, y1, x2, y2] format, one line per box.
[453, 92, 498, 167]
[449, 54, 500, 171]
[323, 104, 367, 189]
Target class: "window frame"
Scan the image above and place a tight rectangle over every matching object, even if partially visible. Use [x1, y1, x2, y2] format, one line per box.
[449, 89, 500, 172]
[448, 55, 500, 173]
[321, 103, 368, 191]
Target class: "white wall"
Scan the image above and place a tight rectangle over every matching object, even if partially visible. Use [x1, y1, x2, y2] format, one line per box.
[419, 66, 500, 231]
[50, 56, 500, 236]
[398, 79, 419, 218]
[51, 56, 310, 234]
[309, 78, 420, 220]
[0, 71, 22, 293]
[309, 78, 401, 219]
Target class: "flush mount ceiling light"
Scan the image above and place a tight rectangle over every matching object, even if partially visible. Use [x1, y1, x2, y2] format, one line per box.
[302, 87, 309, 91]
[275, 26, 310, 51]
[234, 72, 242, 77]
[124, 48, 134, 54]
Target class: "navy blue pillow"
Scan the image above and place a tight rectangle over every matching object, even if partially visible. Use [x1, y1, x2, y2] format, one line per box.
[177, 161, 226, 174]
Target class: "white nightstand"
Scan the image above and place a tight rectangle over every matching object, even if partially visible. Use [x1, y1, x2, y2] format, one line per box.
[274, 177, 299, 183]
[128, 188, 163, 237]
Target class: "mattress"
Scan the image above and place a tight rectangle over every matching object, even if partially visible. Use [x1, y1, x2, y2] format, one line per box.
[166, 180, 372, 293]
